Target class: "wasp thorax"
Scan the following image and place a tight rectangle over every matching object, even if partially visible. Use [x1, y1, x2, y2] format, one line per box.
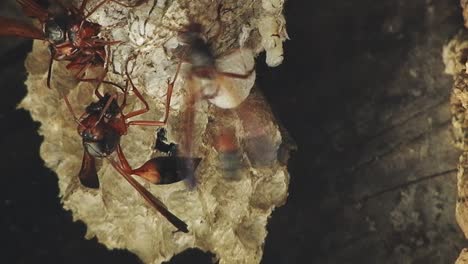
[68, 20, 100, 46]
[81, 123, 120, 158]
[85, 94, 120, 119]
[44, 15, 69, 44]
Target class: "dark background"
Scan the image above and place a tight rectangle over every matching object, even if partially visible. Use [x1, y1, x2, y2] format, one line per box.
[1, 0, 468, 263]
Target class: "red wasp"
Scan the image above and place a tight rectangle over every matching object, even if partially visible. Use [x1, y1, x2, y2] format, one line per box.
[66, 57, 198, 233]
[0, 0, 148, 87]
[164, 17, 256, 185]
[214, 127, 243, 180]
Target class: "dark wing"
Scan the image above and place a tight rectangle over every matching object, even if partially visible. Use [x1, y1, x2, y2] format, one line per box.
[0, 17, 44, 40]
[78, 150, 100, 189]
[16, 0, 49, 22]
[108, 158, 189, 233]
[179, 76, 201, 188]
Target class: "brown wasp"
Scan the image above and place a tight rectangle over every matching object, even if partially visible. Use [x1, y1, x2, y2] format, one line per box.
[163, 14, 256, 185]
[214, 127, 243, 180]
[65, 57, 199, 233]
[209, 94, 285, 182]
[0, 0, 148, 87]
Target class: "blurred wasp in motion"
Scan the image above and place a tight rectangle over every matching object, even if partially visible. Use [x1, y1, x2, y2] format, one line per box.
[214, 127, 243, 180]
[69, 56, 199, 233]
[163, 5, 256, 186]
[0, 0, 148, 87]
[210, 96, 284, 181]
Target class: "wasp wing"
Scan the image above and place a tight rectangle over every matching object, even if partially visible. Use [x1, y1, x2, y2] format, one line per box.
[16, 0, 49, 22]
[0, 17, 44, 40]
[78, 149, 100, 189]
[179, 74, 212, 188]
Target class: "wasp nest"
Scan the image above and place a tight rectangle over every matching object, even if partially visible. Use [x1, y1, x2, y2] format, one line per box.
[443, 29, 468, 262]
[19, 0, 290, 263]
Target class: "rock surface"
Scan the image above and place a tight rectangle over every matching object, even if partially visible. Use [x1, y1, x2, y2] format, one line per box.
[443, 2, 468, 257]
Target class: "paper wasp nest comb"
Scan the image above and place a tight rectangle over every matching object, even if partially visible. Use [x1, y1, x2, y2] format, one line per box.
[19, 0, 290, 263]
[444, 33, 468, 264]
